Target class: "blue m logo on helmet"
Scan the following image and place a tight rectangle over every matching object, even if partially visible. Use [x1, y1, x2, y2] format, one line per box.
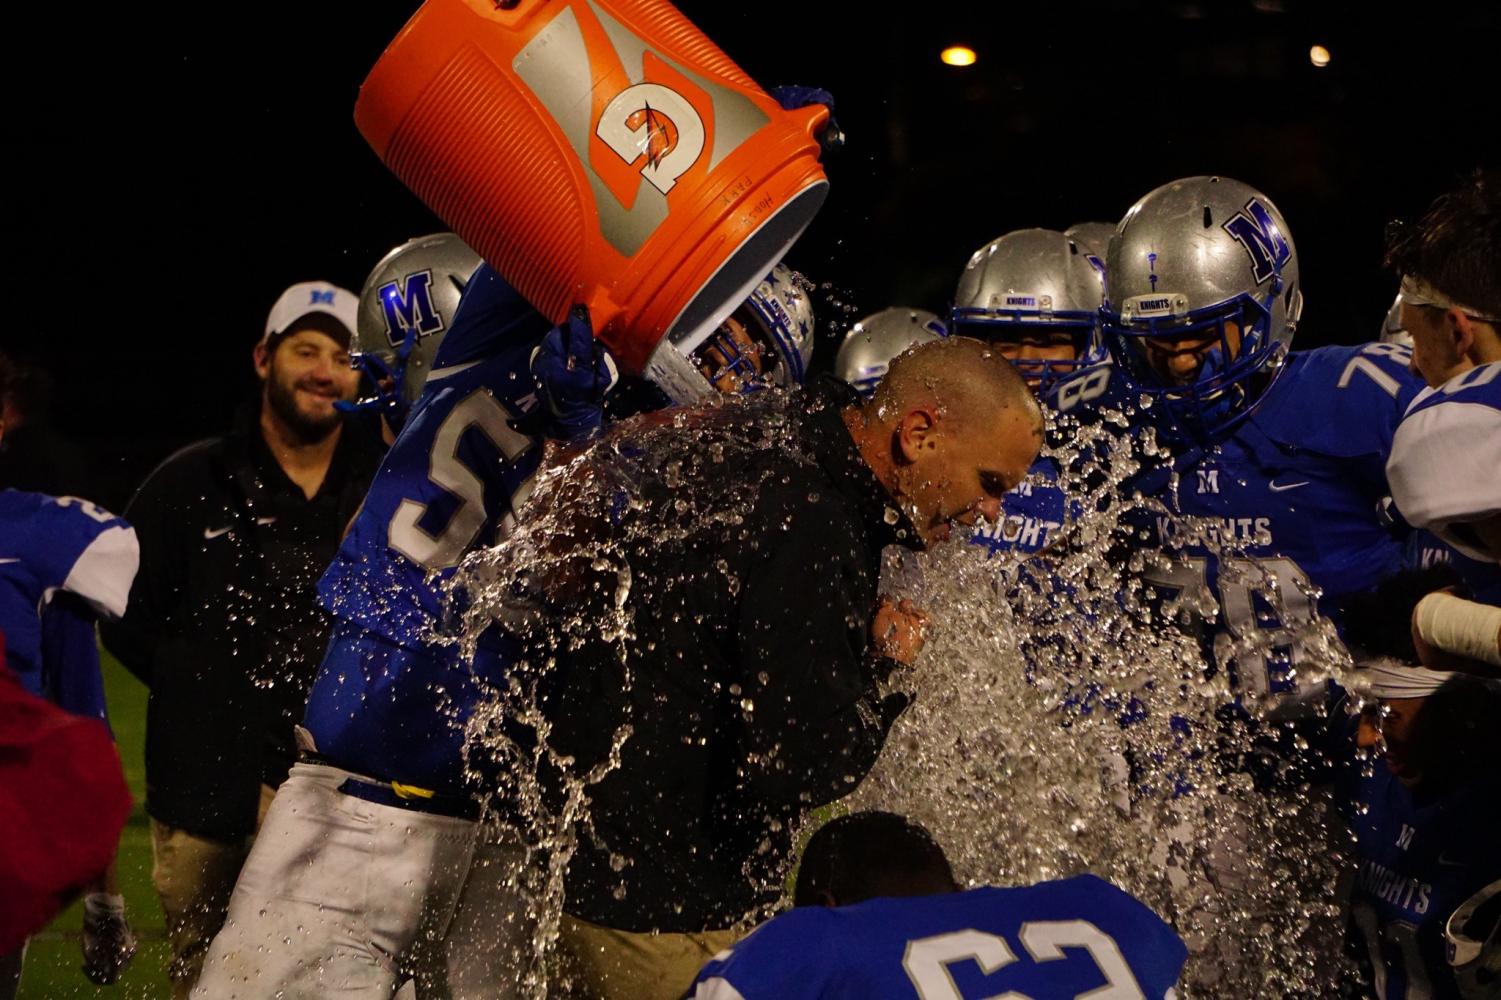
[1222, 199, 1292, 285]
[378, 271, 445, 347]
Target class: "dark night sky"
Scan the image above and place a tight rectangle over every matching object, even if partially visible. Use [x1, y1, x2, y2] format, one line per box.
[5, 0, 1499, 509]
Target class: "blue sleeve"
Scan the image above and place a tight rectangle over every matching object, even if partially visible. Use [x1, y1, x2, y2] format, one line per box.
[28, 496, 136, 618]
[1255, 345, 1423, 478]
[430, 264, 554, 370]
[40, 593, 110, 726]
[686, 910, 830, 1000]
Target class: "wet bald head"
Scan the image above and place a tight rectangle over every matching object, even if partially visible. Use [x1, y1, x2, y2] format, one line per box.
[863, 336, 1041, 433]
[844, 337, 1044, 547]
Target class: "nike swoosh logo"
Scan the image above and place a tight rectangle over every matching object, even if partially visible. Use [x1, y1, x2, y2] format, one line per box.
[203, 526, 232, 540]
[1438, 854, 1466, 867]
[1269, 480, 1311, 493]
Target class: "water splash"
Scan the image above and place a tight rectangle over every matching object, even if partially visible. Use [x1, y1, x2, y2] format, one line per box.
[448, 392, 816, 997]
[852, 401, 1359, 995]
[446, 389, 1363, 996]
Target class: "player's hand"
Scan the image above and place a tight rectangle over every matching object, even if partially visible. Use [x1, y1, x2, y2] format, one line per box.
[529, 305, 620, 443]
[81, 892, 137, 985]
[336, 324, 418, 432]
[872, 597, 927, 666]
[769, 84, 844, 155]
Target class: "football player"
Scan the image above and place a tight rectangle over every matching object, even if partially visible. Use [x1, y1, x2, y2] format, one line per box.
[1064, 220, 1115, 276]
[687, 811, 1186, 999]
[0, 385, 141, 987]
[834, 307, 947, 399]
[1314, 649, 1501, 1000]
[1093, 175, 1428, 704]
[195, 242, 817, 997]
[950, 228, 1109, 557]
[1382, 171, 1501, 670]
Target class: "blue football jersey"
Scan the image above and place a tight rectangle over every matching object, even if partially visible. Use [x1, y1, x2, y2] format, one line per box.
[1402, 529, 1501, 608]
[316, 265, 554, 649]
[0, 489, 138, 720]
[972, 364, 1125, 558]
[303, 265, 553, 788]
[1332, 718, 1501, 1000]
[1387, 361, 1500, 566]
[970, 457, 1069, 556]
[687, 875, 1186, 1000]
[1128, 344, 1425, 697]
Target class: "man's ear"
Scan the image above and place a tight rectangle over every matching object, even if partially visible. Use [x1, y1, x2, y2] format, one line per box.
[252, 341, 272, 380]
[894, 408, 938, 464]
[1446, 309, 1478, 360]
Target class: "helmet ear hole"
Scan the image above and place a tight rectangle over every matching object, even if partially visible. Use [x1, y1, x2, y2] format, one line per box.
[1284, 283, 1304, 329]
[1202, 206, 1214, 229]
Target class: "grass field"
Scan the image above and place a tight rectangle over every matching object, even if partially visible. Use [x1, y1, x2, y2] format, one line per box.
[17, 651, 174, 999]
[13, 650, 838, 998]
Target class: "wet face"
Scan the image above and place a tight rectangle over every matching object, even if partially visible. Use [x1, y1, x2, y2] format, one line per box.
[992, 329, 1080, 391]
[1142, 320, 1243, 386]
[896, 405, 1043, 546]
[1356, 696, 1427, 787]
[255, 329, 358, 441]
[694, 315, 768, 394]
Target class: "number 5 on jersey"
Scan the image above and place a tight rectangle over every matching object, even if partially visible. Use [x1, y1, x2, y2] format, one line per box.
[389, 389, 535, 571]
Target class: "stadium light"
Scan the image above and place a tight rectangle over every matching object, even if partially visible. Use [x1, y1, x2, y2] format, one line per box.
[1309, 44, 1331, 68]
[941, 46, 977, 67]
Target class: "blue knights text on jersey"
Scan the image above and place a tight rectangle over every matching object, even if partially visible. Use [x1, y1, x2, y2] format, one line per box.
[316, 266, 554, 652]
[688, 875, 1186, 1000]
[1133, 344, 1426, 697]
[1335, 717, 1501, 1000]
[0, 489, 137, 717]
[1386, 361, 1500, 565]
[970, 457, 1068, 556]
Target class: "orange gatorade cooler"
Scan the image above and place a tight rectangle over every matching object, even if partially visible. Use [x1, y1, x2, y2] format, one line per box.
[356, 0, 831, 401]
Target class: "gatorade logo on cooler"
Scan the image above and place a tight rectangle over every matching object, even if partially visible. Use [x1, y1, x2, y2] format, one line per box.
[514, 1, 769, 257]
[597, 85, 705, 195]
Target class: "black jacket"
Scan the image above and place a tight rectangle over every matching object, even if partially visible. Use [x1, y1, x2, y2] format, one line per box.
[100, 405, 381, 839]
[524, 378, 919, 932]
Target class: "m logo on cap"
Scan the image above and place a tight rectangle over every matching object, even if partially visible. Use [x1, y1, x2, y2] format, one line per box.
[378, 271, 445, 347]
[311, 289, 336, 306]
[1223, 199, 1291, 285]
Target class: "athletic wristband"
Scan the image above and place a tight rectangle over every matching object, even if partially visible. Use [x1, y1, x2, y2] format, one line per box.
[1414, 592, 1501, 667]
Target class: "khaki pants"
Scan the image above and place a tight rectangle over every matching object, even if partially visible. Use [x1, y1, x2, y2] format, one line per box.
[150, 783, 276, 1000]
[556, 914, 739, 1000]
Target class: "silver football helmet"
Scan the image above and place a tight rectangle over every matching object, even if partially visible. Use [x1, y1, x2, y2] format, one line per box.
[835, 307, 948, 397]
[1064, 221, 1116, 272]
[1380, 292, 1412, 347]
[1103, 175, 1304, 441]
[356, 232, 483, 404]
[1446, 879, 1500, 999]
[691, 263, 815, 392]
[950, 228, 1108, 392]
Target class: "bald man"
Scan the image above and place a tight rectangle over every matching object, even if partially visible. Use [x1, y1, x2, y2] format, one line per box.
[516, 337, 1041, 1000]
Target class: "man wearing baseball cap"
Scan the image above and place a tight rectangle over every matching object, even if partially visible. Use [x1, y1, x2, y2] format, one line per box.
[100, 281, 385, 998]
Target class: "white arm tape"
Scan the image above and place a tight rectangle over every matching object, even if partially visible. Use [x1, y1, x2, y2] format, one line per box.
[1414, 592, 1501, 667]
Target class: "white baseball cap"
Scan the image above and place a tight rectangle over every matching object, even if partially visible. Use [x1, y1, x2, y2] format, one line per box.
[262, 281, 359, 347]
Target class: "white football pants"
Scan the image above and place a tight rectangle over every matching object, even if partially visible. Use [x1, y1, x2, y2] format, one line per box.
[192, 762, 532, 999]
